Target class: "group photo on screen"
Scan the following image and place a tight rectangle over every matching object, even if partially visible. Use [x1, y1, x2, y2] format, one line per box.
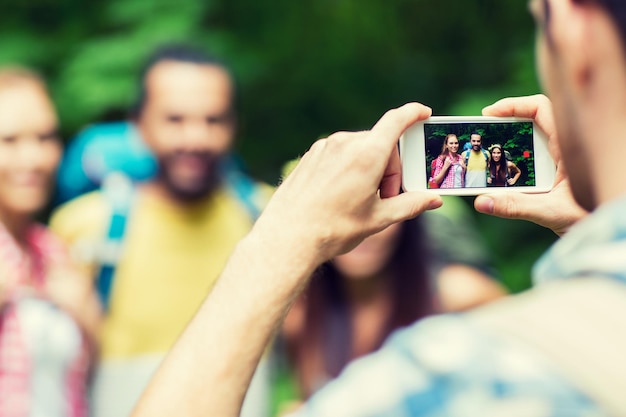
[425, 122, 535, 189]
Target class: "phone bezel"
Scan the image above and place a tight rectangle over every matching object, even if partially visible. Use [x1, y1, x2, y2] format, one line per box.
[399, 116, 556, 195]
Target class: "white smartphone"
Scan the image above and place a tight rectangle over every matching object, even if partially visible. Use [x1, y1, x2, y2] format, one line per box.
[400, 116, 556, 195]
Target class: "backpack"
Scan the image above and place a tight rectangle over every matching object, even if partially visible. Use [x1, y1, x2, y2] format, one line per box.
[428, 158, 439, 189]
[55, 122, 157, 205]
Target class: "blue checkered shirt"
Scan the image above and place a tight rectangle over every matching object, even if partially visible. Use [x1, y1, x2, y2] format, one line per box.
[290, 194, 626, 417]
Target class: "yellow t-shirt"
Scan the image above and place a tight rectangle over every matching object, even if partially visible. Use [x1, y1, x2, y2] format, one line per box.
[49, 182, 273, 417]
[50, 184, 272, 358]
[466, 149, 488, 172]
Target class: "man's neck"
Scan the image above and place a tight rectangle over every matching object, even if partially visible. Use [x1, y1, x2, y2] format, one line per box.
[141, 181, 217, 208]
[590, 138, 626, 209]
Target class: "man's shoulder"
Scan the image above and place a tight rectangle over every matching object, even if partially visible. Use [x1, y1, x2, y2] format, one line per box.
[222, 176, 275, 217]
[298, 310, 598, 416]
[49, 191, 110, 237]
[252, 181, 275, 205]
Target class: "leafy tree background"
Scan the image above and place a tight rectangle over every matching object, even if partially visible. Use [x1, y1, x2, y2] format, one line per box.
[0, 0, 555, 292]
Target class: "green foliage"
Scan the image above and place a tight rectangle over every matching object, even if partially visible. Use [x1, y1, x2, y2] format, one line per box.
[0, 0, 552, 292]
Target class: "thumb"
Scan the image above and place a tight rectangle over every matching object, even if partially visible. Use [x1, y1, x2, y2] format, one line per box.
[475, 193, 533, 220]
[379, 192, 442, 224]
[474, 191, 585, 236]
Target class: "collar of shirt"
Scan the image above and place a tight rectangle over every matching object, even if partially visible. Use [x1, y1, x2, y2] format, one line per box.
[533, 193, 626, 286]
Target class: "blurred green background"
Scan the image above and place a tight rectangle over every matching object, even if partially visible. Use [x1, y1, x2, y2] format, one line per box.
[0, 0, 556, 292]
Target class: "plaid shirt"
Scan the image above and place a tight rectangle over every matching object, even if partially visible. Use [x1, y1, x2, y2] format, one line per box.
[290, 195, 626, 417]
[0, 223, 90, 417]
[433, 155, 464, 189]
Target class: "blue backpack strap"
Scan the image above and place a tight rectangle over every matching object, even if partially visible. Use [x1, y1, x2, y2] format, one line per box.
[95, 155, 260, 311]
[463, 148, 490, 165]
[96, 172, 135, 312]
[221, 156, 264, 220]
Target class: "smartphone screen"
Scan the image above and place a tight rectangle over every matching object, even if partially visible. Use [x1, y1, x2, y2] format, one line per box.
[400, 116, 555, 195]
[425, 120, 534, 188]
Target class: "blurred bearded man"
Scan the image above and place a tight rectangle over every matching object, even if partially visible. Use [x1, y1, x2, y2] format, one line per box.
[50, 44, 272, 417]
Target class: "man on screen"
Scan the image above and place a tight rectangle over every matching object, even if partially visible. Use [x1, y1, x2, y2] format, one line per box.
[462, 133, 490, 187]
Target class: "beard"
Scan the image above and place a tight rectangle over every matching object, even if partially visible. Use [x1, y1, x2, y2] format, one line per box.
[157, 150, 222, 202]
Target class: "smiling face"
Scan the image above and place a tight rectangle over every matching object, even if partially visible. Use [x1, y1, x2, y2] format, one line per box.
[446, 134, 459, 154]
[491, 147, 502, 162]
[0, 78, 61, 218]
[470, 134, 482, 151]
[137, 60, 235, 201]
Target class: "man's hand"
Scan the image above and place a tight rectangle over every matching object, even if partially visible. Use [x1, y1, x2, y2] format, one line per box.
[474, 95, 588, 236]
[132, 103, 442, 417]
[253, 102, 442, 265]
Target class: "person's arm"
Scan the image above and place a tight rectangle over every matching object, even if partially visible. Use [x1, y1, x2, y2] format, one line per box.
[131, 103, 442, 417]
[507, 161, 521, 185]
[475, 95, 588, 236]
[459, 154, 466, 173]
[45, 263, 102, 347]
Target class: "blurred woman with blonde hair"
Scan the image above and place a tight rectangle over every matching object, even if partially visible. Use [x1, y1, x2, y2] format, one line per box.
[0, 67, 100, 417]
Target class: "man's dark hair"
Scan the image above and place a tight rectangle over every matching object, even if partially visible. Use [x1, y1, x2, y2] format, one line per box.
[130, 43, 236, 118]
[547, 1, 626, 50]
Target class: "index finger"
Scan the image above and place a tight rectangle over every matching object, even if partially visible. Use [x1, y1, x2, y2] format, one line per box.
[370, 103, 431, 198]
[379, 146, 402, 199]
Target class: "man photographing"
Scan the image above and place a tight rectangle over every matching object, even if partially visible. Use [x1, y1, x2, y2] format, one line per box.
[133, 0, 626, 415]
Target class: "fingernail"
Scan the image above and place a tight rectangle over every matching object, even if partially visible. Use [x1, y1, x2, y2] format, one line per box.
[475, 196, 494, 214]
[428, 198, 443, 210]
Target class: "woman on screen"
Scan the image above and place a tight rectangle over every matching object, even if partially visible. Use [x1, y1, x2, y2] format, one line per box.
[431, 133, 465, 188]
[487, 143, 521, 187]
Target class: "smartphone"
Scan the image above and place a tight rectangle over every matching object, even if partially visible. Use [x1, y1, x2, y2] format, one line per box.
[400, 116, 556, 195]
